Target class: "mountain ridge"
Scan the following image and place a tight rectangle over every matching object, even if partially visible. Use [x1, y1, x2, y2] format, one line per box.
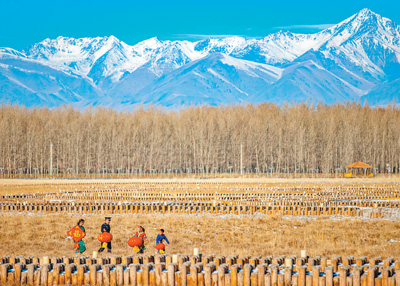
[1, 8, 400, 109]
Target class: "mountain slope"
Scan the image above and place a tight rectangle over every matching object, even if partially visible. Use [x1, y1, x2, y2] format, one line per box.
[0, 49, 106, 107]
[124, 53, 282, 107]
[262, 60, 364, 105]
[362, 78, 400, 105]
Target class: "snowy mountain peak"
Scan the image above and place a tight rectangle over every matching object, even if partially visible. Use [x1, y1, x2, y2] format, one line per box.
[25, 35, 128, 58]
[23, 35, 135, 79]
[356, 8, 376, 18]
[135, 37, 162, 48]
[266, 31, 295, 39]
[318, 7, 400, 52]
[350, 8, 389, 30]
[107, 35, 118, 41]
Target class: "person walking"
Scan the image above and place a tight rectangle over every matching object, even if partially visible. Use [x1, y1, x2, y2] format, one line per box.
[156, 229, 170, 245]
[134, 226, 147, 253]
[75, 219, 86, 254]
[98, 217, 112, 253]
[156, 228, 170, 253]
[67, 219, 86, 254]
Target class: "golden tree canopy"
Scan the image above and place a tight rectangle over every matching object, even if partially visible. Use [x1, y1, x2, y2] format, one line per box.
[345, 161, 373, 169]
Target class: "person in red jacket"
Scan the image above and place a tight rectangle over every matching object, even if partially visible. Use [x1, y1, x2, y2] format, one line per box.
[134, 226, 147, 253]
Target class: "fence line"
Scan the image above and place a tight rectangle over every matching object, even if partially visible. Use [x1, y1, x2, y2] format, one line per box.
[0, 253, 399, 286]
[0, 201, 390, 218]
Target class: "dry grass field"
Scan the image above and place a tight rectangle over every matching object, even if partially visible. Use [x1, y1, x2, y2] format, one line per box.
[1, 213, 400, 259]
[2, 178, 400, 260]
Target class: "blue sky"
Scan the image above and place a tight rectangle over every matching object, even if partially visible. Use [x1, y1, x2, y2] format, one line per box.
[1, 0, 400, 50]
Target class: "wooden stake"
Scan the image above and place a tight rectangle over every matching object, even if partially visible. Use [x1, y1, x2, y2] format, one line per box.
[191, 265, 199, 286]
[90, 264, 98, 285]
[117, 265, 124, 286]
[168, 263, 176, 286]
[40, 264, 49, 286]
[367, 266, 376, 286]
[97, 271, 104, 286]
[313, 266, 321, 286]
[325, 266, 333, 286]
[352, 267, 362, 286]
[103, 264, 111, 286]
[244, 264, 253, 286]
[124, 267, 131, 286]
[129, 264, 139, 286]
[298, 266, 307, 286]
[110, 270, 117, 286]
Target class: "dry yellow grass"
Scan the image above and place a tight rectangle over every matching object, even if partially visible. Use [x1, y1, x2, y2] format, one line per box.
[1, 213, 400, 259]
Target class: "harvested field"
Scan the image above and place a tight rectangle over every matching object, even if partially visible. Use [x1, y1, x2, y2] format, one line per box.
[1, 213, 400, 258]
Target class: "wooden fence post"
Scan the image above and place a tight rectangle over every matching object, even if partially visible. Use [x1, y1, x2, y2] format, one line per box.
[168, 263, 177, 286]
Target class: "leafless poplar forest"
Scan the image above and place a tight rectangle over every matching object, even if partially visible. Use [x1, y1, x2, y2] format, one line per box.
[1, 103, 399, 175]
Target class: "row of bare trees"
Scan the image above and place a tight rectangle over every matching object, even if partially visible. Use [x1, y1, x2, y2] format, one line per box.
[0, 103, 399, 174]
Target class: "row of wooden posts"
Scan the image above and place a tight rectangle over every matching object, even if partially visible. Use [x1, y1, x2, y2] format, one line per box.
[1, 197, 399, 210]
[32, 192, 400, 204]
[2, 182, 399, 218]
[4, 187, 400, 201]
[3, 182, 400, 198]
[0, 252, 399, 286]
[3, 183, 400, 207]
[1, 199, 395, 208]
[0, 201, 386, 217]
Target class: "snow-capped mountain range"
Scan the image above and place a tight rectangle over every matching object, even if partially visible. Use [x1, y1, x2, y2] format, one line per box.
[1, 8, 400, 109]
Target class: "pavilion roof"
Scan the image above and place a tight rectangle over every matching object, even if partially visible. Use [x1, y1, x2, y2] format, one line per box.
[345, 161, 373, 169]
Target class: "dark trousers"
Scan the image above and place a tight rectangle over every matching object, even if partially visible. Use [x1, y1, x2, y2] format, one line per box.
[98, 241, 112, 252]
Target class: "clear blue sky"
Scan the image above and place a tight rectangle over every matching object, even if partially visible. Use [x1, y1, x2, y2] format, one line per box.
[1, 0, 399, 50]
